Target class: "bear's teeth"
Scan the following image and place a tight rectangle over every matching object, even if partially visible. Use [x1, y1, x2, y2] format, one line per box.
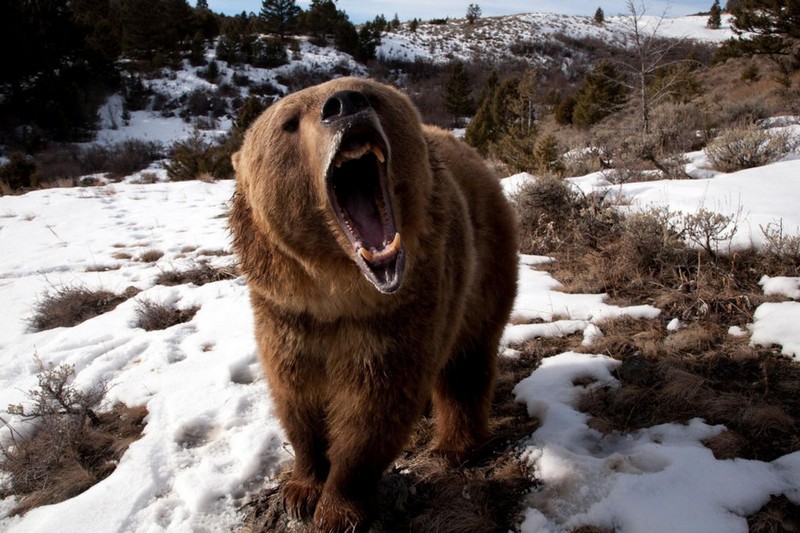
[371, 145, 386, 163]
[334, 142, 385, 168]
[358, 233, 401, 263]
[359, 247, 374, 262]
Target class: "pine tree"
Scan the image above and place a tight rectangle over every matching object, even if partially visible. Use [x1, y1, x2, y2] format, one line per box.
[572, 62, 627, 127]
[443, 61, 473, 126]
[303, 0, 343, 42]
[534, 134, 565, 177]
[726, 0, 800, 58]
[707, 0, 722, 29]
[490, 72, 539, 173]
[409, 18, 419, 32]
[259, 0, 301, 39]
[466, 4, 482, 24]
[594, 7, 605, 24]
[464, 72, 499, 153]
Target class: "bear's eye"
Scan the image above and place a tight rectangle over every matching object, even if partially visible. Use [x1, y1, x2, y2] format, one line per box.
[282, 115, 300, 133]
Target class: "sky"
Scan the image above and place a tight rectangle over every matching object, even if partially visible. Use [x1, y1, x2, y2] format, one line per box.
[206, 0, 715, 23]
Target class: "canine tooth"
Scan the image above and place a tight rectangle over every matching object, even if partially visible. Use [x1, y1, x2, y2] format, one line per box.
[359, 247, 374, 262]
[389, 233, 401, 251]
[371, 145, 386, 163]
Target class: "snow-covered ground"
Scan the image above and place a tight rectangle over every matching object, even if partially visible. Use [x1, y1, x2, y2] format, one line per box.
[1, 11, 799, 533]
[378, 13, 737, 64]
[1, 124, 799, 531]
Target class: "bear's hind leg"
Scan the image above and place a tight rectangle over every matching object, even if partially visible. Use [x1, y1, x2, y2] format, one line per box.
[432, 339, 497, 465]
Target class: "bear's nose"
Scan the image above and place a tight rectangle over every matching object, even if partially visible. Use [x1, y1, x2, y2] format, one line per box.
[321, 90, 371, 122]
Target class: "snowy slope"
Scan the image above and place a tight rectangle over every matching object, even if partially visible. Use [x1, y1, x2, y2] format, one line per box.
[378, 13, 737, 64]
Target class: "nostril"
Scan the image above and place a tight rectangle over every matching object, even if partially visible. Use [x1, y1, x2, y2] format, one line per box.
[321, 90, 371, 122]
[321, 97, 343, 121]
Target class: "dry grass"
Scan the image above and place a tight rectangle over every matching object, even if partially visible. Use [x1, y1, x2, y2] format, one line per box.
[154, 262, 238, 287]
[748, 496, 800, 533]
[134, 298, 199, 331]
[29, 286, 139, 331]
[0, 360, 147, 516]
[574, 318, 800, 461]
[508, 174, 800, 526]
[138, 249, 164, 263]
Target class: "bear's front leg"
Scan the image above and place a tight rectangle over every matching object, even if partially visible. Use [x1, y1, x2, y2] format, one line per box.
[269, 383, 330, 519]
[313, 382, 424, 532]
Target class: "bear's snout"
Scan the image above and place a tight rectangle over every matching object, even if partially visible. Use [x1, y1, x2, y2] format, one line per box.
[321, 90, 372, 123]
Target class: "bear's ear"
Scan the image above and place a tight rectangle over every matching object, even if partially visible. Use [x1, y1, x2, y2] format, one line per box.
[231, 151, 241, 172]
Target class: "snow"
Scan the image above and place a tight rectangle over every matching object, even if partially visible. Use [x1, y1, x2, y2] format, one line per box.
[514, 352, 800, 533]
[378, 13, 737, 64]
[760, 275, 800, 300]
[2, 11, 800, 533]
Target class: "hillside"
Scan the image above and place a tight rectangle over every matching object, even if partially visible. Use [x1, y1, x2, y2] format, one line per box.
[378, 13, 736, 64]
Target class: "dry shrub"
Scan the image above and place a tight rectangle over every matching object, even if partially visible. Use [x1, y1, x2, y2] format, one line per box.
[241, 349, 541, 533]
[576, 317, 800, 462]
[747, 496, 800, 533]
[138, 249, 164, 263]
[155, 262, 237, 287]
[561, 147, 606, 177]
[0, 359, 147, 515]
[79, 139, 165, 179]
[29, 286, 136, 331]
[512, 175, 620, 256]
[613, 207, 684, 276]
[761, 220, 800, 271]
[705, 126, 797, 172]
[648, 101, 715, 154]
[134, 298, 199, 331]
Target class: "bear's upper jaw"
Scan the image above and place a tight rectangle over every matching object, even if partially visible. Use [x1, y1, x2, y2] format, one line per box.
[326, 118, 405, 294]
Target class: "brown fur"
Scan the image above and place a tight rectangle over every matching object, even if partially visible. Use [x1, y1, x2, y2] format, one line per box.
[229, 78, 518, 532]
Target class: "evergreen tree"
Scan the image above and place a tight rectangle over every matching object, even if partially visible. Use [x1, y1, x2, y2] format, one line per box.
[119, 0, 193, 61]
[355, 22, 382, 62]
[371, 14, 388, 33]
[302, 0, 343, 42]
[0, 0, 117, 141]
[725, 0, 800, 59]
[464, 72, 499, 153]
[259, 0, 301, 39]
[707, 0, 722, 29]
[409, 18, 419, 32]
[554, 95, 577, 125]
[443, 61, 474, 126]
[594, 7, 605, 24]
[490, 72, 539, 173]
[534, 134, 565, 176]
[196, 0, 208, 8]
[466, 4, 482, 24]
[390, 13, 401, 30]
[572, 62, 627, 127]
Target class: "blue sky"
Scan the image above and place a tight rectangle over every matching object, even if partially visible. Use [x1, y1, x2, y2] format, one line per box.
[206, 1, 715, 23]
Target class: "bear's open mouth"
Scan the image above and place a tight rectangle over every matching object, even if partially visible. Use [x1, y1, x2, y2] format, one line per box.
[326, 122, 405, 294]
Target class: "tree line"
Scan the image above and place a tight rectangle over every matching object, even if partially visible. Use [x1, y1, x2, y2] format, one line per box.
[0, 0, 387, 148]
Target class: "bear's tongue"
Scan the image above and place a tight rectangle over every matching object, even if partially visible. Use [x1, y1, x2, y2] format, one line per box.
[336, 176, 386, 248]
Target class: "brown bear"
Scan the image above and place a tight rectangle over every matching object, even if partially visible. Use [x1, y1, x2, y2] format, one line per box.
[229, 77, 518, 532]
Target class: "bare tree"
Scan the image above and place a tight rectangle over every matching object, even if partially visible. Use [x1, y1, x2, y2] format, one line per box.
[615, 1, 698, 133]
